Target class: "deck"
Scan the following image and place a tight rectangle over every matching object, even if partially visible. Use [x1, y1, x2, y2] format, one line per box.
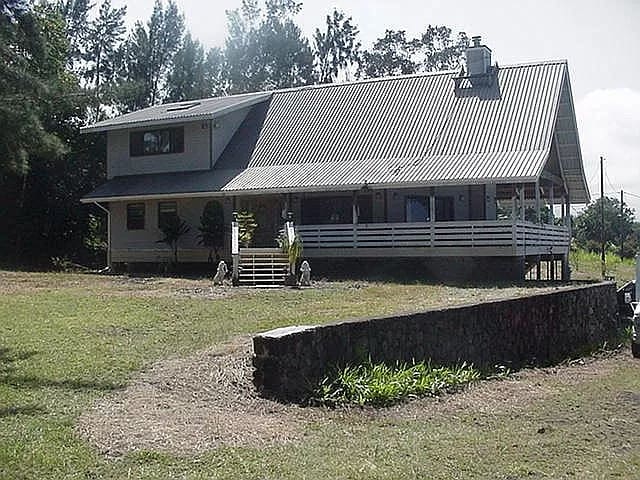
[296, 220, 570, 258]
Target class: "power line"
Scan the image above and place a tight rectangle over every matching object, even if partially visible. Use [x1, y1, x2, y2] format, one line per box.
[623, 190, 640, 200]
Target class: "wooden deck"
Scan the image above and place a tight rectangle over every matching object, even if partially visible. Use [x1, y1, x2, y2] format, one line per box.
[296, 220, 569, 258]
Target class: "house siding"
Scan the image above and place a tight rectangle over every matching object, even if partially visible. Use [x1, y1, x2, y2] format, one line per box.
[107, 121, 211, 178]
[110, 198, 234, 263]
[212, 107, 250, 166]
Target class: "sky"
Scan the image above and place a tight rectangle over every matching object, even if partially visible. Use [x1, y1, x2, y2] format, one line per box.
[111, 0, 640, 213]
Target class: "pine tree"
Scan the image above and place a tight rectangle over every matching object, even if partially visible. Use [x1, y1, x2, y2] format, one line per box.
[116, 0, 184, 110]
[84, 0, 126, 120]
[225, 0, 314, 93]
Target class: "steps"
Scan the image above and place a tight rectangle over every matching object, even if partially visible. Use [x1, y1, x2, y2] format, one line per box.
[238, 248, 289, 287]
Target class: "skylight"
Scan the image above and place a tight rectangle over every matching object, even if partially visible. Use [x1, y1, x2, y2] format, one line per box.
[166, 101, 201, 112]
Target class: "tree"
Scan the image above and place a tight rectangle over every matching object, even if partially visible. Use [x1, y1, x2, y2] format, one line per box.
[165, 34, 228, 101]
[56, 0, 93, 71]
[359, 30, 420, 78]
[313, 9, 360, 83]
[203, 47, 228, 97]
[419, 26, 468, 72]
[0, 2, 108, 265]
[359, 26, 468, 79]
[166, 32, 205, 102]
[225, 0, 314, 93]
[0, 1, 66, 176]
[157, 215, 190, 266]
[116, 0, 184, 110]
[573, 196, 636, 258]
[197, 200, 225, 263]
[83, 0, 126, 120]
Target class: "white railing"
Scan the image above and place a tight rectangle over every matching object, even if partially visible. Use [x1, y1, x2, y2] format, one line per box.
[296, 220, 569, 253]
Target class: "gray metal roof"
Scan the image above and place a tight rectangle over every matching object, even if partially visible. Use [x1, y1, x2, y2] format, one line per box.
[80, 91, 271, 133]
[83, 60, 590, 203]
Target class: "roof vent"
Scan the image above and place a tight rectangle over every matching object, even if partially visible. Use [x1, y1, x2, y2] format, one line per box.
[166, 101, 201, 112]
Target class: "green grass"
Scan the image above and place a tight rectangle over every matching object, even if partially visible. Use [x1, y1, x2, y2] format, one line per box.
[314, 360, 480, 407]
[570, 247, 636, 283]
[1, 270, 639, 479]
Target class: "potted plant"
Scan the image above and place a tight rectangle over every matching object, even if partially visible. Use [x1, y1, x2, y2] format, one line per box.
[277, 232, 303, 286]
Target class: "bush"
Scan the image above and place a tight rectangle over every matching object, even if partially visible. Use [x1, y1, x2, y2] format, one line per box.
[313, 359, 480, 407]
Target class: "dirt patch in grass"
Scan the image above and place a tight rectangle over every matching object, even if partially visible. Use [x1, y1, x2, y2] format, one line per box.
[76, 337, 314, 457]
[77, 333, 636, 458]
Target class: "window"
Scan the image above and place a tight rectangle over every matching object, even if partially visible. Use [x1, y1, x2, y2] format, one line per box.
[126, 203, 145, 230]
[405, 196, 430, 222]
[436, 197, 455, 221]
[158, 201, 178, 228]
[130, 127, 184, 156]
[300, 196, 372, 225]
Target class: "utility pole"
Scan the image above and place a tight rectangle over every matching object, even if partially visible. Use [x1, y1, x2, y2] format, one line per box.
[620, 190, 624, 261]
[600, 156, 606, 279]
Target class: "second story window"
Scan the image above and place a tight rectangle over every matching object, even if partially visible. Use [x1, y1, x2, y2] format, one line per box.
[130, 127, 184, 156]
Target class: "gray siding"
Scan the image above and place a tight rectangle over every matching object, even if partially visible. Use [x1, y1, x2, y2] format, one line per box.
[212, 107, 250, 166]
[107, 121, 211, 178]
[110, 198, 234, 262]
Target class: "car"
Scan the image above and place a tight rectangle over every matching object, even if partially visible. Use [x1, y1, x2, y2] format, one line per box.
[633, 302, 640, 358]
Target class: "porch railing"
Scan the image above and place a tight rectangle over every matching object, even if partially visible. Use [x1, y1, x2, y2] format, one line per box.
[296, 220, 569, 252]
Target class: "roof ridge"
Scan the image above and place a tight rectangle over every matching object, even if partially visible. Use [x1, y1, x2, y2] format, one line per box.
[197, 59, 569, 99]
[499, 59, 568, 69]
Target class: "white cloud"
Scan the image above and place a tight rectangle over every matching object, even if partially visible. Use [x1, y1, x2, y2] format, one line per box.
[576, 88, 640, 217]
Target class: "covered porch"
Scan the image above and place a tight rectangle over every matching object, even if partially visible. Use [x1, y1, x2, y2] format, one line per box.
[282, 179, 572, 258]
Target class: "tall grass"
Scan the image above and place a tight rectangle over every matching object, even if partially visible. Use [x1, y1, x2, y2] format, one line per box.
[570, 248, 635, 283]
[314, 360, 480, 407]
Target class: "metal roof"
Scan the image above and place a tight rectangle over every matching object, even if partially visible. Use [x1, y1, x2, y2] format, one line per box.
[83, 60, 590, 203]
[80, 91, 271, 133]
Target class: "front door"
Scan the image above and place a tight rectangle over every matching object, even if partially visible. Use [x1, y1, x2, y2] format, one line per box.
[239, 196, 283, 247]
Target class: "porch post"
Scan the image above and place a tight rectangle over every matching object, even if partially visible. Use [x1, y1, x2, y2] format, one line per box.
[430, 188, 436, 247]
[519, 184, 525, 221]
[429, 190, 436, 222]
[511, 185, 517, 222]
[535, 180, 541, 223]
[352, 191, 358, 224]
[352, 191, 358, 248]
[549, 182, 555, 225]
[231, 212, 239, 286]
[562, 189, 571, 280]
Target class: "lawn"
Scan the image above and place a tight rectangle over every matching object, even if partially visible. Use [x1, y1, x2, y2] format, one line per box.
[570, 248, 636, 284]
[0, 270, 638, 479]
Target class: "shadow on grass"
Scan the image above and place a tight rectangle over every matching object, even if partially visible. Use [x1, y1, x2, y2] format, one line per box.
[0, 348, 39, 374]
[2, 375, 124, 392]
[0, 405, 46, 418]
[1, 346, 123, 392]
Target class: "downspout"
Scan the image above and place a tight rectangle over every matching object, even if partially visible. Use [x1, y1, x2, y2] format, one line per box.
[93, 201, 111, 272]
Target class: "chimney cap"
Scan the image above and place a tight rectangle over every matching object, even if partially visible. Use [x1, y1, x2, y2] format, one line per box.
[472, 35, 482, 47]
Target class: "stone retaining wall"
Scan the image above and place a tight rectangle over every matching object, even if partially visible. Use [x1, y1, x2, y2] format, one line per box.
[253, 282, 620, 402]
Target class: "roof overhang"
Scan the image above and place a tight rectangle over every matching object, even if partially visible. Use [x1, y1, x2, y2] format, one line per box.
[80, 93, 271, 133]
[81, 175, 543, 204]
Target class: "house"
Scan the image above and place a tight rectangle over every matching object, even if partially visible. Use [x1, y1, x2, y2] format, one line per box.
[81, 37, 589, 282]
